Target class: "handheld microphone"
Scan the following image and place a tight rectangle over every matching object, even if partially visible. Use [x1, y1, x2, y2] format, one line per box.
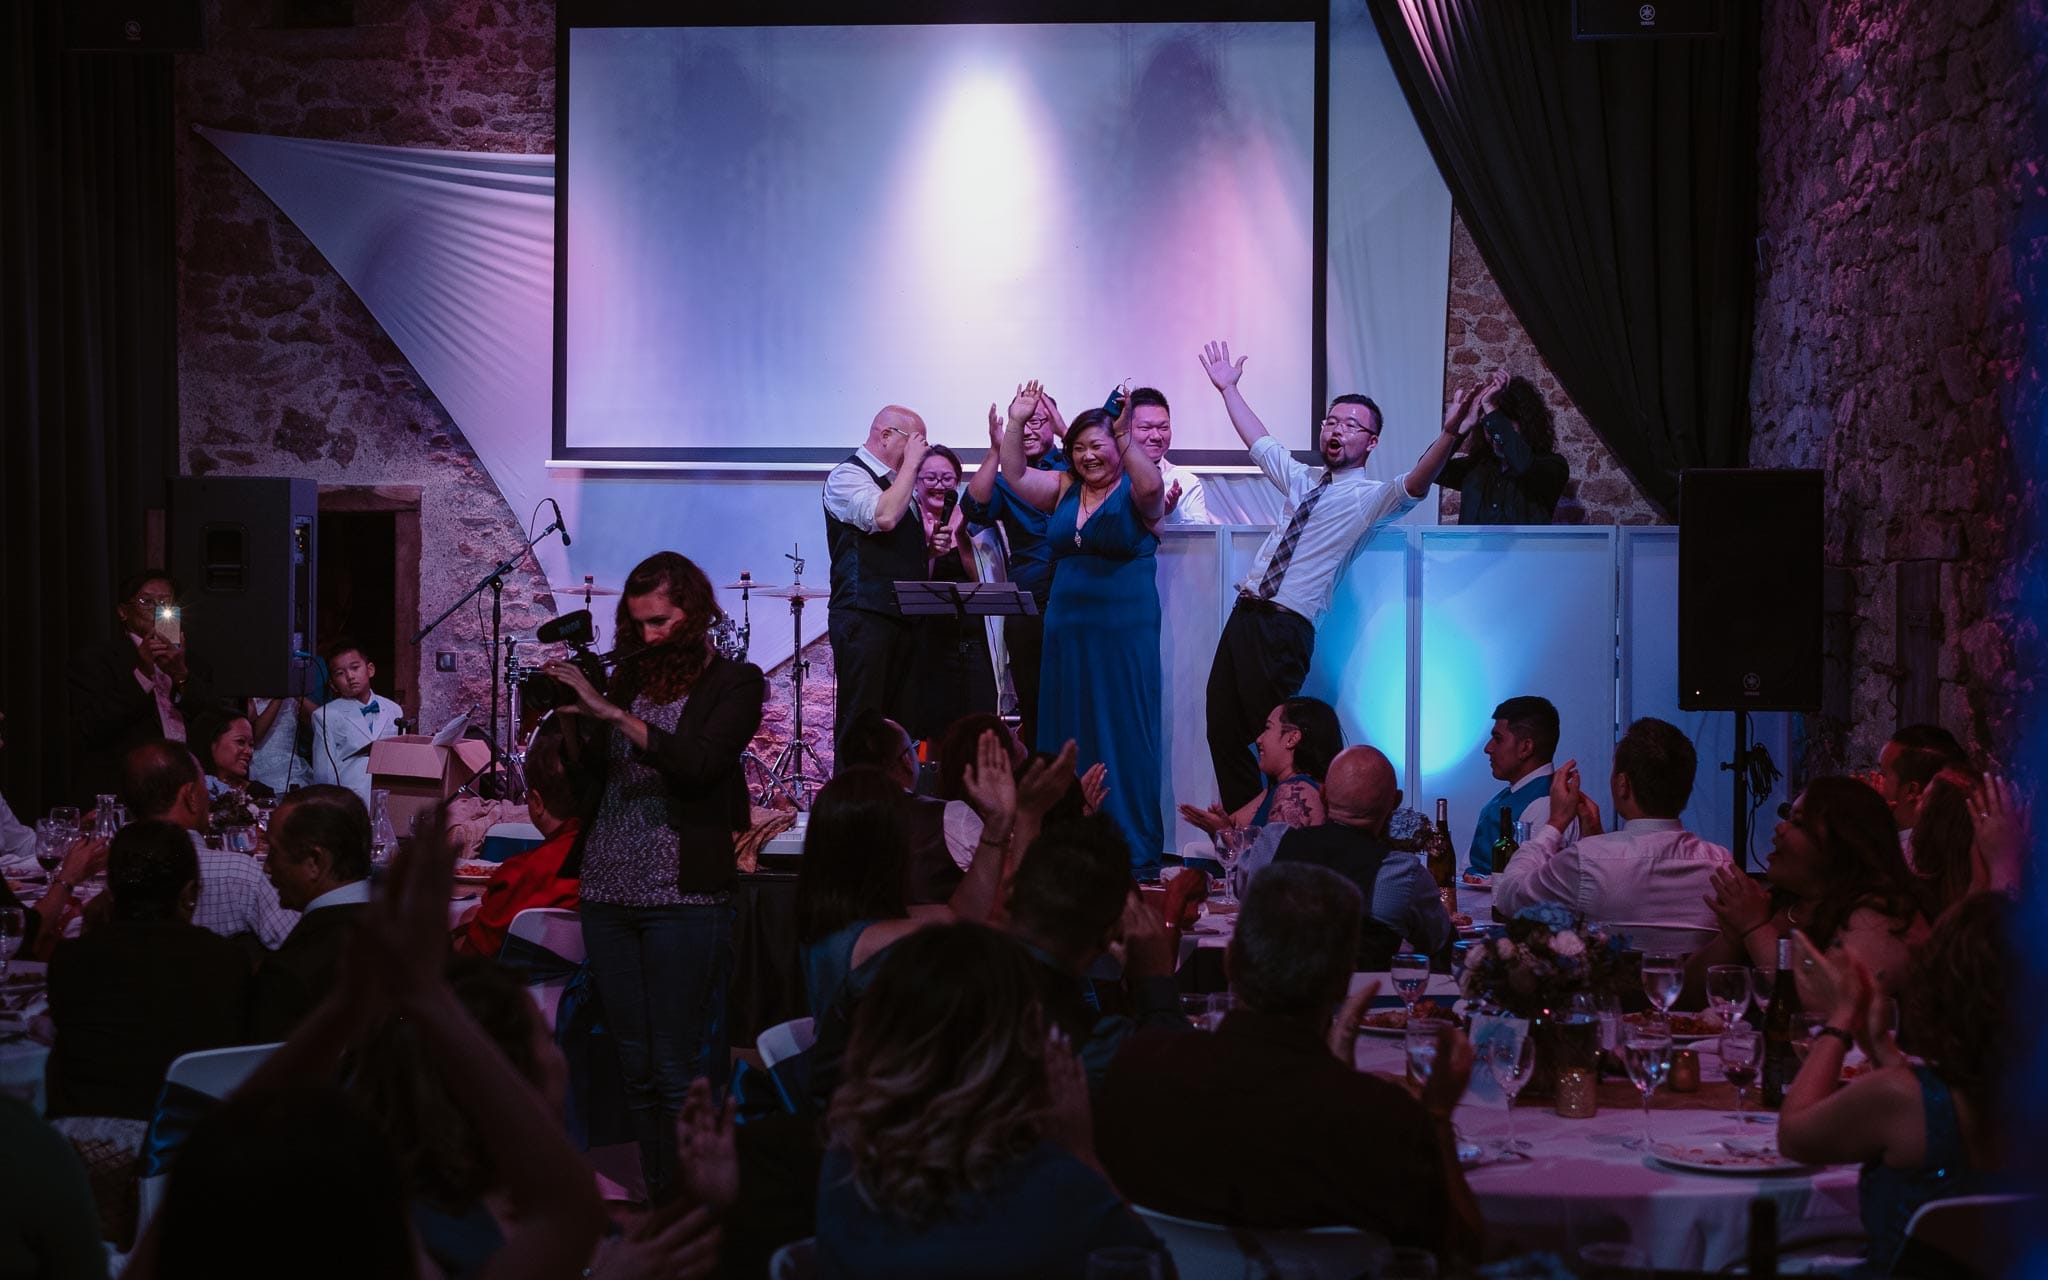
[547, 497, 572, 547]
[939, 488, 959, 525]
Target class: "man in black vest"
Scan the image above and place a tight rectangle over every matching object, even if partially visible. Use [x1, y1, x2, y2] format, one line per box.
[1273, 745, 1449, 968]
[823, 405, 930, 762]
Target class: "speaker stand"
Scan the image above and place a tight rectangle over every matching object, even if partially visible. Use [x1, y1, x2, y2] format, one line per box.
[1725, 710, 1752, 870]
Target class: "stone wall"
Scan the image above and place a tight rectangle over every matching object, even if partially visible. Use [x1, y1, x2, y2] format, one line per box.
[1748, 0, 2041, 769]
[1441, 214, 1665, 526]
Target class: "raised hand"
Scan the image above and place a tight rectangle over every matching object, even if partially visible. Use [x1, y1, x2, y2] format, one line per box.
[1573, 790, 1604, 836]
[1079, 762, 1108, 817]
[1006, 380, 1044, 427]
[1176, 802, 1233, 837]
[1042, 1026, 1095, 1161]
[1116, 887, 1175, 980]
[961, 729, 1019, 830]
[1971, 773, 2029, 894]
[1199, 340, 1246, 391]
[1478, 369, 1511, 415]
[1442, 382, 1481, 437]
[1707, 863, 1772, 938]
[675, 1077, 740, 1212]
[1016, 739, 1081, 817]
[598, 1206, 723, 1280]
[1546, 759, 1581, 831]
[987, 403, 1003, 450]
[900, 429, 929, 473]
[1163, 478, 1183, 515]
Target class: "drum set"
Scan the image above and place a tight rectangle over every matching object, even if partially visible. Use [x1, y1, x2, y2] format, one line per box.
[495, 556, 830, 807]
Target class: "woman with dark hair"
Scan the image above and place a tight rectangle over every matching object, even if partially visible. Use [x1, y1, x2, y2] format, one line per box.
[1436, 370, 1570, 525]
[1179, 695, 1340, 837]
[1000, 385, 1168, 875]
[1778, 893, 2011, 1272]
[540, 550, 765, 1201]
[818, 922, 1162, 1277]
[1907, 768, 1980, 919]
[190, 704, 259, 800]
[1698, 776, 1929, 995]
[905, 444, 997, 740]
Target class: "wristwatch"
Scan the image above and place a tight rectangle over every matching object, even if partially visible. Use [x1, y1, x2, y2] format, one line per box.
[1817, 1026, 1855, 1050]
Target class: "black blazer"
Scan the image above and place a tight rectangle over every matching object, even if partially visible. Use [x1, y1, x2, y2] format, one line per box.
[1273, 823, 1407, 971]
[250, 900, 367, 1042]
[67, 634, 214, 803]
[569, 655, 767, 898]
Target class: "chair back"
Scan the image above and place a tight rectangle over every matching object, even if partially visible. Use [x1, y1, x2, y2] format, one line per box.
[1899, 1192, 2036, 1276]
[757, 1017, 816, 1070]
[767, 1237, 816, 1280]
[138, 1043, 284, 1230]
[1605, 922, 1719, 954]
[1134, 1204, 1388, 1280]
[508, 907, 586, 963]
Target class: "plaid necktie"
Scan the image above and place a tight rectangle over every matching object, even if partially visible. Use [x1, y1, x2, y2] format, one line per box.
[1253, 471, 1333, 600]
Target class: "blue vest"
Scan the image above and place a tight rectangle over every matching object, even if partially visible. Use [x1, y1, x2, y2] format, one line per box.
[1466, 771, 1550, 874]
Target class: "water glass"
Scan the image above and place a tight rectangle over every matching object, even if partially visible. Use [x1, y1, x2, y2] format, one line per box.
[1179, 992, 1230, 1033]
[1406, 1018, 1449, 1088]
[1622, 1030, 1674, 1150]
[1487, 1034, 1535, 1155]
[0, 908, 23, 980]
[1085, 1246, 1163, 1279]
[1390, 952, 1431, 1016]
[1706, 964, 1753, 1026]
[1719, 1025, 1762, 1121]
[1639, 951, 1684, 1015]
[1209, 827, 1246, 906]
[1752, 961, 1777, 1013]
[47, 805, 80, 832]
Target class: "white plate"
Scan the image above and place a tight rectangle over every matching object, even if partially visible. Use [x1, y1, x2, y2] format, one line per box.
[1648, 1142, 1813, 1176]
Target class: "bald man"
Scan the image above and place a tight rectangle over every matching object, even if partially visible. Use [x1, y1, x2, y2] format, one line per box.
[823, 406, 932, 758]
[1272, 746, 1449, 967]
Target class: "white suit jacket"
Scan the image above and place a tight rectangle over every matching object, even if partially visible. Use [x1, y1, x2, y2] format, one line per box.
[308, 693, 404, 804]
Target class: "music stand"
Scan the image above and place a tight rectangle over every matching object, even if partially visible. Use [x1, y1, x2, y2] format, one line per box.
[891, 581, 1040, 623]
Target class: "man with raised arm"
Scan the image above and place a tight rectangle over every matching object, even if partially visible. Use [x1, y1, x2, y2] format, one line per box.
[1198, 341, 1473, 810]
[822, 405, 930, 760]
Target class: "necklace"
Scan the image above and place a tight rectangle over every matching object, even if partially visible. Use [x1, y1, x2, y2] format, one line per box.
[1785, 902, 1805, 930]
[1074, 485, 1109, 546]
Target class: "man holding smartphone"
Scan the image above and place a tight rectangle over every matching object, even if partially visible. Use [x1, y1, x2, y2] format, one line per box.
[68, 569, 211, 803]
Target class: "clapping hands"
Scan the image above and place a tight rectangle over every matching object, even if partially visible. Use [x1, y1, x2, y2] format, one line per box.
[1177, 801, 1234, 837]
[1707, 863, 1773, 938]
[1478, 369, 1511, 415]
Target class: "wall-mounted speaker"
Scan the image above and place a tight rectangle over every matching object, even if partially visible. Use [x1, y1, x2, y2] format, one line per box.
[1678, 468, 1823, 713]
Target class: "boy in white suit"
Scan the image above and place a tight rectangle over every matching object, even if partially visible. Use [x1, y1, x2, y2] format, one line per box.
[308, 640, 402, 805]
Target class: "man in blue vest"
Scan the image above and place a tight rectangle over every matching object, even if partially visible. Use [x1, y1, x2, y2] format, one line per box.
[822, 406, 930, 761]
[1467, 695, 1567, 874]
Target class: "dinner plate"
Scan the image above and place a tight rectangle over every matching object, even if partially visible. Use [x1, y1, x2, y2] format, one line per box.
[1623, 1013, 1727, 1044]
[1459, 874, 1492, 888]
[452, 864, 497, 884]
[1648, 1142, 1813, 1176]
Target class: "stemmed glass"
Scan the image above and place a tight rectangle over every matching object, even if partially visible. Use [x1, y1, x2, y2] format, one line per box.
[1209, 827, 1246, 906]
[1719, 1025, 1762, 1122]
[1390, 952, 1431, 1020]
[47, 806, 80, 834]
[1706, 964, 1753, 1029]
[1751, 958, 1777, 1016]
[1406, 1017, 1450, 1088]
[1639, 951, 1685, 1019]
[35, 820, 70, 881]
[0, 908, 23, 981]
[1622, 1028, 1674, 1151]
[1486, 1034, 1536, 1156]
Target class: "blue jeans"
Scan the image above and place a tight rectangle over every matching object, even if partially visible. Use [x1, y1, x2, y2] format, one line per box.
[580, 899, 735, 1200]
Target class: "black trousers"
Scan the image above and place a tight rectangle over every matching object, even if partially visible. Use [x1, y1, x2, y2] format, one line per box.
[1204, 600, 1316, 811]
[1004, 612, 1046, 751]
[827, 608, 914, 762]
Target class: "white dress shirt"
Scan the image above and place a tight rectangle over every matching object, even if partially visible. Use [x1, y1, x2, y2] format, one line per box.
[821, 446, 894, 533]
[1158, 460, 1210, 526]
[127, 631, 186, 742]
[306, 879, 374, 913]
[0, 792, 35, 865]
[1492, 817, 1732, 933]
[184, 829, 300, 950]
[1238, 437, 1418, 625]
[308, 692, 404, 805]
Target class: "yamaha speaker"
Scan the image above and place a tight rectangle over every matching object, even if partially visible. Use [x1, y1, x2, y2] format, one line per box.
[1573, 0, 1720, 39]
[63, 0, 204, 51]
[171, 477, 319, 699]
[1678, 469, 1823, 712]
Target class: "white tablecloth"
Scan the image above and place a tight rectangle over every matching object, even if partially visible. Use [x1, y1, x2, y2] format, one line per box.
[0, 960, 50, 1114]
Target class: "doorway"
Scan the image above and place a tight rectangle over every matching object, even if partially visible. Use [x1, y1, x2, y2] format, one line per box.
[317, 486, 421, 720]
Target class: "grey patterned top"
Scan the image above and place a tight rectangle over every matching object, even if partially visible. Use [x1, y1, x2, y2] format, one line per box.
[579, 692, 728, 908]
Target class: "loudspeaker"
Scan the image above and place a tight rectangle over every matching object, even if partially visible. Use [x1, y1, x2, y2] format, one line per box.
[63, 0, 204, 52]
[1678, 469, 1822, 712]
[1573, 0, 1720, 39]
[171, 477, 319, 699]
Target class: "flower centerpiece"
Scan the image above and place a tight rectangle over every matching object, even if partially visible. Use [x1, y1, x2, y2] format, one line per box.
[1459, 902, 1633, 1017]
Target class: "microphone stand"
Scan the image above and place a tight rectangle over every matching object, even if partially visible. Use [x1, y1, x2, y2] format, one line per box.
[415, 514, 568, 777]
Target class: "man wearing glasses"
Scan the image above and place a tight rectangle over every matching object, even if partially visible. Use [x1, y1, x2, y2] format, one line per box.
[1196, 341, 1474, 810]
[68, 570, 211, 803]
[822, 405, 931, 761]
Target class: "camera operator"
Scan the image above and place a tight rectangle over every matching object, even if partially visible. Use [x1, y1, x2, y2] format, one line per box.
[540, 550, 765, 1203]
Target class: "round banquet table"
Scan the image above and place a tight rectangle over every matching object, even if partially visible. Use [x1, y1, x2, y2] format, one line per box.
[1346, 982, 1862, 1271]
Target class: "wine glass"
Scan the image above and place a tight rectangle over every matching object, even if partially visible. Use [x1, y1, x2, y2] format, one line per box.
[35, 820, 69, 879]
[47, 805, 80, 834]
[1390, 952, 1431, 1018]
[1209, 827, 1246, 906]
[1705, 964, 1753, 1028]
[1751, 959, 1777, 1015]
[1487, 1034, 1536, 1155]
[1622, 1029, 1674, 1151]
[1639, 951, 1684, 1017]
[0, 908, 23, 981]
[1719, 1025, 1762, 1122]
[1406, 1017, 1449, 1088]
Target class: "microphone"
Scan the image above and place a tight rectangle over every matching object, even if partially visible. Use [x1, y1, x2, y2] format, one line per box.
[547, 497, 572, 547]
[939, 488, 958, 526]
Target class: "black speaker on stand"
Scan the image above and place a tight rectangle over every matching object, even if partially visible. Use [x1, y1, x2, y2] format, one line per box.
[170, 477, 319, 701]
[1679, 468, 1823, 867]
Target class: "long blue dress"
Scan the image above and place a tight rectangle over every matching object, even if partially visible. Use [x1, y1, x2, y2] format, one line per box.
[1041, 474, 1163, 874]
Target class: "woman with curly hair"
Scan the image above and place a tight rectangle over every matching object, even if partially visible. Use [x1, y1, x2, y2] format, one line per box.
[1436, 370, 1570, 524]
[817, 922, 1163, 1278]
[1695, 776, 1930, 996]
[1778, 893, 2012, 1272]
[541, 550, 765, 1201]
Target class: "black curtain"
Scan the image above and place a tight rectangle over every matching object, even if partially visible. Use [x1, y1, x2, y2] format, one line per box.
[0, 3, 178, 812]
[1366, 0, 1759, 514]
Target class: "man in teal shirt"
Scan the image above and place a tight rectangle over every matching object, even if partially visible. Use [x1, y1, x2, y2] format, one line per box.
[1467, 696, 1567, 874]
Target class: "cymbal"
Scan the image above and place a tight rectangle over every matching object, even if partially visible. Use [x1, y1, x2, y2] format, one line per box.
[720, 580, 779, 592]
[760, 584, 831, 600]
[556, 584, 623, 597]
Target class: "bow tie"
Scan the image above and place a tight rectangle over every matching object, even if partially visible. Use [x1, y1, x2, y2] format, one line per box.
[359, 701, 380, 717]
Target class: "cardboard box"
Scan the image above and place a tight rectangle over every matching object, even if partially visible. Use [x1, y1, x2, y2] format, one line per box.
[368, 735, 494, 836]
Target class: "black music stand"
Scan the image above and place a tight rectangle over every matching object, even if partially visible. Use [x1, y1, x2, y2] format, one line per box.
[891, 581, 1040, 623]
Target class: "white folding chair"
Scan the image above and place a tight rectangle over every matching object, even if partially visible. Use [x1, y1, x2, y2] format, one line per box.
[1134, 1204, 1388, 1280]
[756, 1017, 816, 1070]
[767, 1236, 816, 1280]
[136, 1043, 283, 1230]
[1898, 1192, 2037, 1276]
[507, 907, 585, 1032]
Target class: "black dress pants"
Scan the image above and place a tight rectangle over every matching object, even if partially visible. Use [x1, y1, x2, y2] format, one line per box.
[1004, 612, 1046, 751]
[1204, 599, 1316, 811]
[827, 608, 914, 762]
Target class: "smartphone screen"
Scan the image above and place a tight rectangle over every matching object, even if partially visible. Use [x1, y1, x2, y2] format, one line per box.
[155, 606, 183, 647]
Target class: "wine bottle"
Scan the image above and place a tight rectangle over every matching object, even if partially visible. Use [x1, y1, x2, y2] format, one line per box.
[1760, 935, 1798, 1107]
[1490, 806, 1518, 873]
[1427, 798, 1458, 914]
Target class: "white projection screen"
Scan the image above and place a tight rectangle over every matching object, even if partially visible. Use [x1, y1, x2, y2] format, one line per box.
[558, 4, 1327, 466]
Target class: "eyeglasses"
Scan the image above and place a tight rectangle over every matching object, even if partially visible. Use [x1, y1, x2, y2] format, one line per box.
[879, 427, 923, 441]
[129, 594, 177, 610]
[1320, 417, 1380, 440]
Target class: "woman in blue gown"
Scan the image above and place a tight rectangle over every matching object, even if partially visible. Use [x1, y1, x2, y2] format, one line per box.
[998, 382, 1167, 874]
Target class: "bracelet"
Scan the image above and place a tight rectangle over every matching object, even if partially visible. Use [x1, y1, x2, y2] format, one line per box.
[1816, 1026, 1854, 1050]
[977, 831, 1012, 849]
[1739, 920, 1774, 941]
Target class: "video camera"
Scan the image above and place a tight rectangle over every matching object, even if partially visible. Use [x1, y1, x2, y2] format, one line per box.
[520, 609, 611, 712]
